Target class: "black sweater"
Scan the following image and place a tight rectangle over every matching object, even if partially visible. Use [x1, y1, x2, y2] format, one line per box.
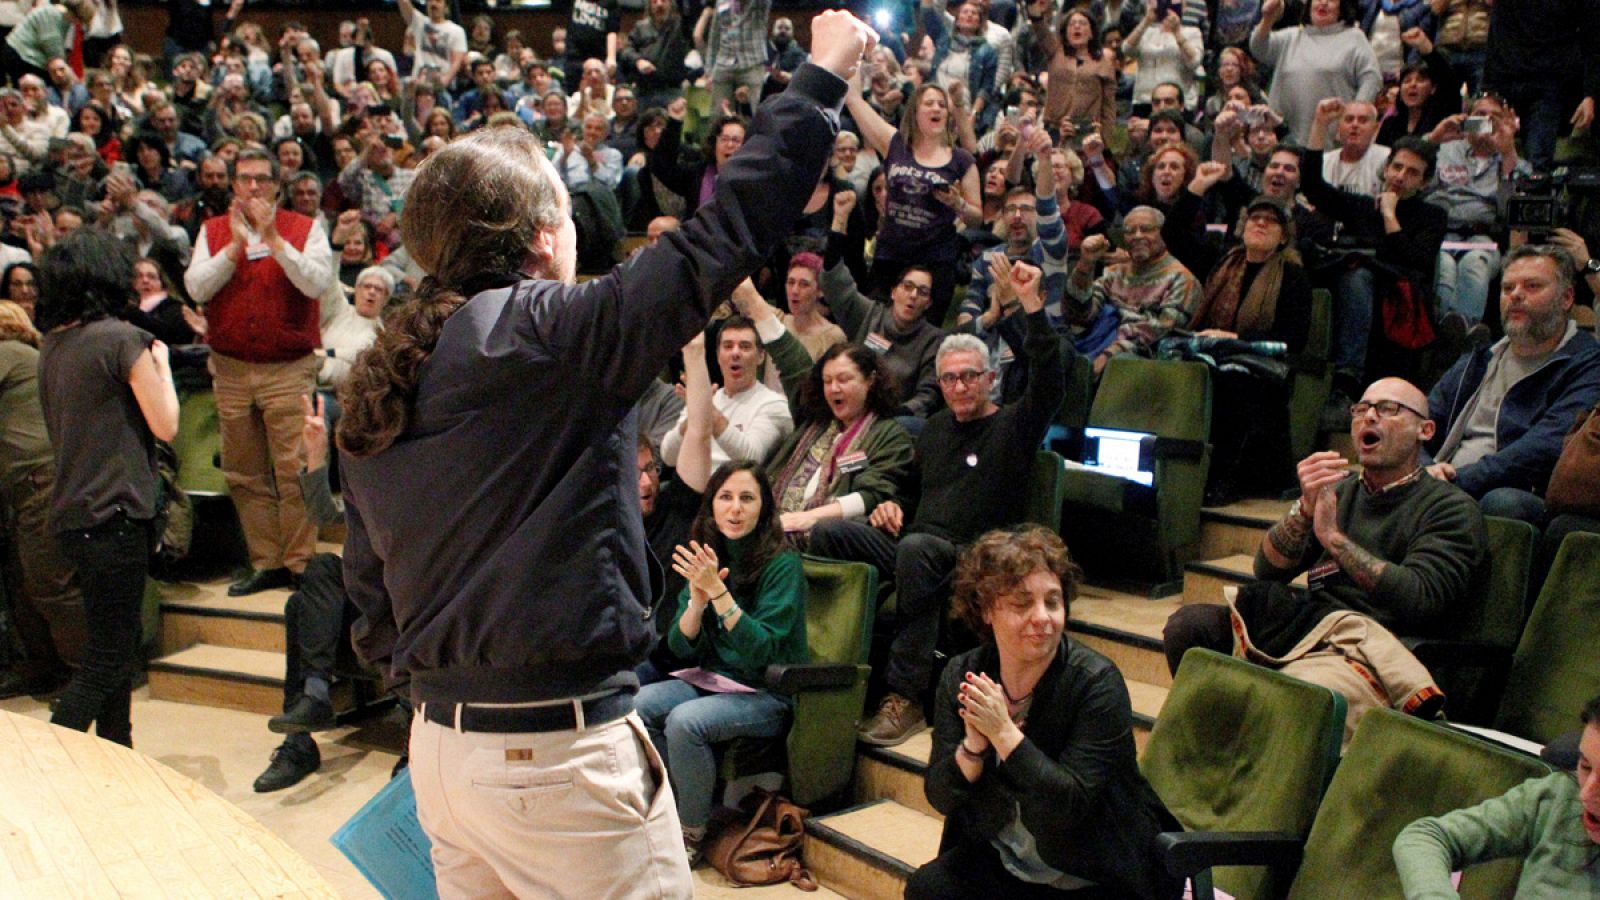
[906, 309, 1067, 544]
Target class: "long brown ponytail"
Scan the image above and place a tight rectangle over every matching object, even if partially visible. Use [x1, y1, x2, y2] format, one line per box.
[337, 127, 566, 458]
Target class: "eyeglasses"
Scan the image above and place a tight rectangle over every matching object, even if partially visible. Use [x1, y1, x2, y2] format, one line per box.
[1002, 203, 1037, 216]
[1349, 400, 1426, 419]
[897, 280, 932, 298]
[938, 369, 989, 387]
[234, 173, 275, 185]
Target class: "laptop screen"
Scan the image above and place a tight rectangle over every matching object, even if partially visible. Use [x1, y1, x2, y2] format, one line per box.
[1082, 427, 1155, 486]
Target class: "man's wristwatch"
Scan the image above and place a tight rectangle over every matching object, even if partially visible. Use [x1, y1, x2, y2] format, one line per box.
[1583, 257, 1600, 277]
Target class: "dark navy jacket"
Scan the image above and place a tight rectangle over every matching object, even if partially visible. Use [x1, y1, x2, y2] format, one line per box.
[1427, 327, 1600, 498]
[340, 64, 844, 704]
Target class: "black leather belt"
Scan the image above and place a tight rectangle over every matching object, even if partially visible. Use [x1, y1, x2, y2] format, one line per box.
[419, 691, 633, 733]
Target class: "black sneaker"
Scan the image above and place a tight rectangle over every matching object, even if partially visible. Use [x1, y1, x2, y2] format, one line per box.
[268, 695, 337, 734]
[253, 735, 320, 793]
[229, 567, 296, 597]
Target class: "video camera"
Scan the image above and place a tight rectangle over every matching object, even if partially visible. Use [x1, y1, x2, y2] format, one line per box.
[1506, 166, 1600, 239]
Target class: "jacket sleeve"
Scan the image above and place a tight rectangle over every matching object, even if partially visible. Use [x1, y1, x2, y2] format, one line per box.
[343, 495, 402, 688]
[849, 420, 916, 515]
[899, 335, 945, 419]
[758, 322, 816, 418]
[1393, 775, 1557, 900]
[1300, 149, 1377, 226]
[525, 65, 843, 405]
[645, 114, 692, 197]
[713, 393, 794, 464]
[924, 656, 979, 815]
[1377, 203, 1447, 282]
[666, 585, 703, 660]
[1455, 346, 1600, 497]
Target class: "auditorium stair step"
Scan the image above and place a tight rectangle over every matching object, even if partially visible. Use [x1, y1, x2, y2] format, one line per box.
[159, 581, 290, 655]
[806, 800, 942, 900]
[147, 644, 289, 716]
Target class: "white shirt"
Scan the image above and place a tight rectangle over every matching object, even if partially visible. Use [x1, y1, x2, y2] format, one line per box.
[407, 17, 466, 80]
[1323, 143, 1391, 198]
[183, 216, 345, 329]
[318, 303, 381, 387]
[660, 380, 794, 469]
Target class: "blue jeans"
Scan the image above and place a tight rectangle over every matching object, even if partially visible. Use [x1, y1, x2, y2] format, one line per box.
[636, 679, 790, 829]
[1333, 266, 1376, 378]
[1492, 81, 1569, 174]
[1479, 487, 1546, 524]
[1436, 239, 1501, 323]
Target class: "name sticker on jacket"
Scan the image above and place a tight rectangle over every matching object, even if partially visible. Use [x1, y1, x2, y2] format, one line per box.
[864, 332, 892, 354]
[245, 243, 271, 261]
[836, 451, 869, 474]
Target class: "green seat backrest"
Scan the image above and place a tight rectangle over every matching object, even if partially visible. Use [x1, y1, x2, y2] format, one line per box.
[1290, 709, 1551, 899]
[1053, 350, 1095, 431]
[800, 555, 877, 666]
[1463, 517, 1536, 648]
[1090, 356, 1211, 442]
[1288, 290, 1333, 463]
[1142, 649, 1345, 900]
[172, 390, 227, 496]
[1026, 450, 1066, 533]
[1494, 531, 1600, 743]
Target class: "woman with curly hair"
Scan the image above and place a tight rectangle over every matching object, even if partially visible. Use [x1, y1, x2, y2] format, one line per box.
[910, 525, 1180, 900]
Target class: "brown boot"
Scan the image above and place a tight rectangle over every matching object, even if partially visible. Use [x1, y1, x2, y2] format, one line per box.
[858, 692, 925, 747]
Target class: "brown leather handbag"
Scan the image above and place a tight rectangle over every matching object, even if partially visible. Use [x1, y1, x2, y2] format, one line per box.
[1545, 404, 1600, 516]
[704, 789, 818, 891]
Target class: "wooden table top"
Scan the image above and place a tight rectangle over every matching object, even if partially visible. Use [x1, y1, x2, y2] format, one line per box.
[0, 710, 339, 899]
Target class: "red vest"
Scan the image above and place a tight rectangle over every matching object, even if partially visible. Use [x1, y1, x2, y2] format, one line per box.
[201, 209, 321, 363]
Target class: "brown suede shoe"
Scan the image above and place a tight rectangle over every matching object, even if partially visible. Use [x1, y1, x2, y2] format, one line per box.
[858, 692, 925, 747]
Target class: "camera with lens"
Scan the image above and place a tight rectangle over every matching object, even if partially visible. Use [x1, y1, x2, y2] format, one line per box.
[1506, 167, 1600, 239]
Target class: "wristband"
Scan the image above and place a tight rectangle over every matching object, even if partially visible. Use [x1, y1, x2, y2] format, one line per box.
[958, 741, 986, 761]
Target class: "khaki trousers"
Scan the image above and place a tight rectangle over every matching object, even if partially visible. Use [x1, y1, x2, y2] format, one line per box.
[409, 710, 694, 899]
[212, 353, 320, 573]
[2, 463, 85, 669]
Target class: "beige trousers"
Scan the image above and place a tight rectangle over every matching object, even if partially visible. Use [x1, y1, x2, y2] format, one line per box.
[409, 710, 694, 899]
[211, 353, 320, 573]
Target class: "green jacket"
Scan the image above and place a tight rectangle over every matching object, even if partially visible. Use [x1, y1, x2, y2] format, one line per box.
[1393, 771, 1597, 898]
[666, 545, 808, 688]
[760, 328, 914, 517]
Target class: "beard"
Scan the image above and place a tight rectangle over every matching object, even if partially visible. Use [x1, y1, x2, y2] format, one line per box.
[1505, 305, 1566, 345]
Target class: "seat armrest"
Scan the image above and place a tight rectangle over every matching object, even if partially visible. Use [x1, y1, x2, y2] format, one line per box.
[1157, 831, 1304, 880]
[764, 663, 858, 695]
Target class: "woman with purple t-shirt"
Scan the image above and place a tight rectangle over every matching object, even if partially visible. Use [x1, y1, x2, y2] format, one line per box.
[846, 80, 979, 325]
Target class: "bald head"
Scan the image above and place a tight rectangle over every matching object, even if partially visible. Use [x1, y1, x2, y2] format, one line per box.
[1351, 377, 1435, 477]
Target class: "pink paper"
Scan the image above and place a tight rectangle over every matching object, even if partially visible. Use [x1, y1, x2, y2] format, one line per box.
[671, 667, 757, 694]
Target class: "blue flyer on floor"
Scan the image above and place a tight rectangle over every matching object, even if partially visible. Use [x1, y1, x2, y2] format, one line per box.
[330, 770, 439, 900]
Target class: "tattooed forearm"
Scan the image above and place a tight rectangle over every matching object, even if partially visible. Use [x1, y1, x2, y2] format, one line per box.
[1325, 532, 1388, 591]
[1265, 511, 1313, 566]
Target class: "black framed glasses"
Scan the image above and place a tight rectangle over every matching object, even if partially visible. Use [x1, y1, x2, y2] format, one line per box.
[1349, 399, 1426, 420]
[938, 369, 989, 388]
[897, 279, 933, 298]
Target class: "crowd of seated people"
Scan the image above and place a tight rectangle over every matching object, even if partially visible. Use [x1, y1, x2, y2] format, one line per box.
[0, 0, 1597, 892]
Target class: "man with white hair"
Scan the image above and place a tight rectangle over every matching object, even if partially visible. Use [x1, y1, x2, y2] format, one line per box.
[1065, 204, 1203, 373]
[809, 258, 1068, 747]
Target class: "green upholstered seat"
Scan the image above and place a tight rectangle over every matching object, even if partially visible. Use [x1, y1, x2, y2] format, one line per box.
[723, 555, 877, 807]
[1025, 450, 1066, 533]
[1052, 350, 1095, 432]
[1492, 531, 1600, 744]
[171, 390, 227, 497]
[1060, 356, 1211, 583]
[1143, 649, 1344, 900]
[1287, 289, 1333, 465]
[1287, 709, 1551, 900]
[1409, 516, 1538, 724]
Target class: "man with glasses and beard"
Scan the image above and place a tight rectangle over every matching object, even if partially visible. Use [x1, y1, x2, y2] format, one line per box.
[1423, 245, 1600, 523]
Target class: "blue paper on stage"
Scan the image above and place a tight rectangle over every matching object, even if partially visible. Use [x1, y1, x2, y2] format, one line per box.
[330, 770, 439, 900]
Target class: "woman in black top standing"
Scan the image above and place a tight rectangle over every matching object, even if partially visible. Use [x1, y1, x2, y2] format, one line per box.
[35, 230, 178, 747]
